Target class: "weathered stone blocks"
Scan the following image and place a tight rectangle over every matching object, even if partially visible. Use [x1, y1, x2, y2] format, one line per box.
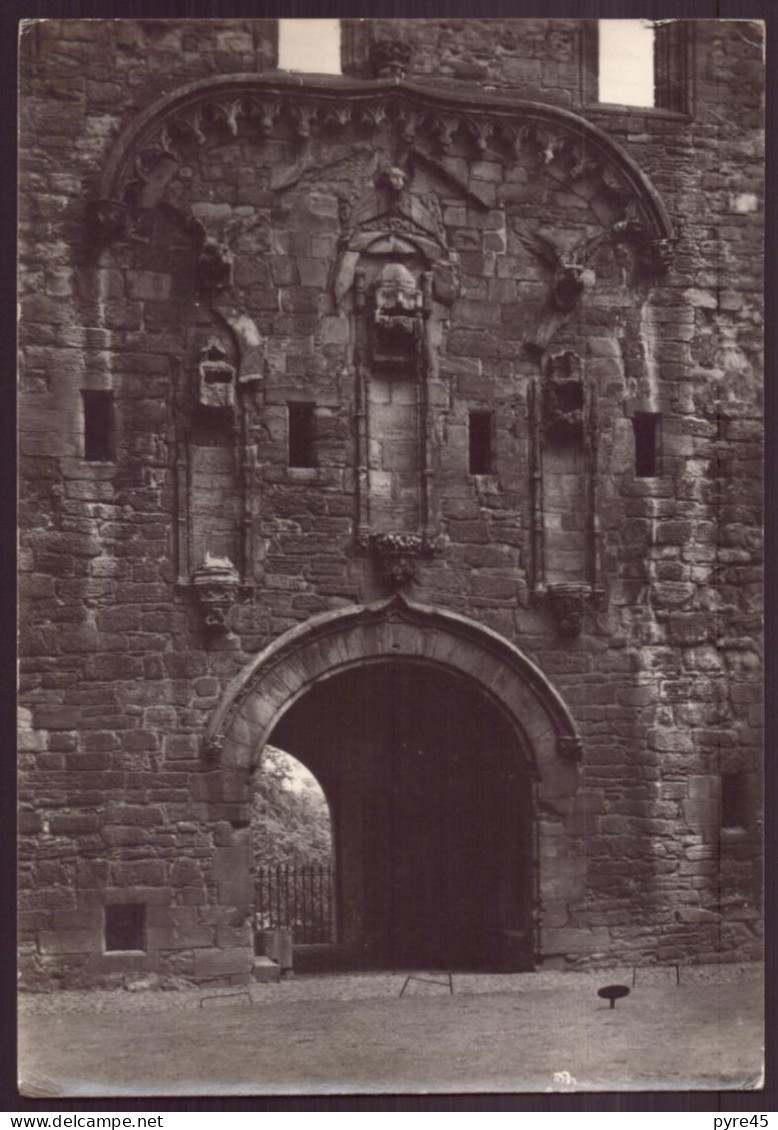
[16, 18, 763, 987]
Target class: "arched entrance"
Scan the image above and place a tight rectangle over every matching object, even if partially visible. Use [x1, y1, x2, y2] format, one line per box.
[204, 596, 585, 971]
[270, 660, 534, 970]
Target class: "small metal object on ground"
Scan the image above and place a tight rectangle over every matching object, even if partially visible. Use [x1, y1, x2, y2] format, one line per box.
[199, 991, 252, 1008]
[399, 972, 454, 997]
[597, 984, 630, 1009]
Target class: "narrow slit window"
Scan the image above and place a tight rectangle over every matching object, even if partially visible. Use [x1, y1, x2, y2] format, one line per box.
[104, 904, 145, 952]
[469, 411, 493, 475]
[633, 412, 659, 477]
[278, 19, 342, 75]
[598, 20, 655, 107]
[82, 390, 115, 461]
[288, 403, 316, 468]
[721, 773, 748, 830]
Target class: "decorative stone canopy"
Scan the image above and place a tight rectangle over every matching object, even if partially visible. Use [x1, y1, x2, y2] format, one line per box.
[90, 73, 676, 270]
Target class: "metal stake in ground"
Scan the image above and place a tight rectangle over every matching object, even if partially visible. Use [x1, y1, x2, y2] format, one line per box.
[597, 984, 631, 1010]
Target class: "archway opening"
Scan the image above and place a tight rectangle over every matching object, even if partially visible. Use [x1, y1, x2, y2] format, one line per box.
[252, 748, 335, 948]
[268, 659, 536, 972]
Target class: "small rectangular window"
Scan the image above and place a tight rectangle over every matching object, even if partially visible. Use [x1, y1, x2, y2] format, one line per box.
[469, 411, 493, 475]
[721, 773, 748, 830]
[104, 904, 145, 952]
[598, 20, 655, 107]
[288, 403, 316, 468]
[278, 19, 342, 75]
[633, 412, 659, 477]
[82, 390, 115, 461]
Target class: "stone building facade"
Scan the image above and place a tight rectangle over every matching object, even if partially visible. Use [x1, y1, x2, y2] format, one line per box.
[18, 19, 763, 988]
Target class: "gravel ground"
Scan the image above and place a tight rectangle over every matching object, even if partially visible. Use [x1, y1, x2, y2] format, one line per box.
[17, 961, 763, 1014]
[18, 964, 764, 1096]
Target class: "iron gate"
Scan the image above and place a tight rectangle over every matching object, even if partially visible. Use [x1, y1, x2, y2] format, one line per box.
[256, 863, 334, 945]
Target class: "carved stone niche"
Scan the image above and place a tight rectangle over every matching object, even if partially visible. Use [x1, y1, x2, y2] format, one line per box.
[547, 582, 591, 639]
[369, 262, 425, 371]
[197, 339, 236, 410]
[192, 553, 240, 632]
[543, 351, 584, 443]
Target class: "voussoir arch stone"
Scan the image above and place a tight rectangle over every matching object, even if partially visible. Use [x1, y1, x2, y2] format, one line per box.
[205, 596, 584, 799]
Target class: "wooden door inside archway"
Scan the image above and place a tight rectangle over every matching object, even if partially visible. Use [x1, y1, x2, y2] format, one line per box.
[270, 659, 535, 971]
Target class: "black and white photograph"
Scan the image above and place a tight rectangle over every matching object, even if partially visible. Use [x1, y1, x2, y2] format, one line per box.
[17, 15, 765, 1097]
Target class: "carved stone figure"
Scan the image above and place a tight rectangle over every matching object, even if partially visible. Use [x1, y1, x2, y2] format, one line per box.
[370, 262, 424, 368]
[369, 38, 413, 79]
[336, 166, 447, 306]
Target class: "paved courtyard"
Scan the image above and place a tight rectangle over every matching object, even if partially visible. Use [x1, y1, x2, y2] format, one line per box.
[18, 964, 763, 1097]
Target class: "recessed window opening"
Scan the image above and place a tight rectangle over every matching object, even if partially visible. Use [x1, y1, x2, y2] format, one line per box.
[288, 403, 316, 469]
[633, 412, 659, 477]
[104, 904, 145, 952]
[82, 390, 115, 461]
[469, 411, 493, 475]
[598, 20, 655, 107]
[278, 19, 342, 75]
[721, 773, 748, 830]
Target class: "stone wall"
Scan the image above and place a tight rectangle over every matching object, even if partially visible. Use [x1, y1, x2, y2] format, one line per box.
[19, 19, 763, 988]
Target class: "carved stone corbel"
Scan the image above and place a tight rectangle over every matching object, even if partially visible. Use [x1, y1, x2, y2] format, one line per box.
[359, 532, 437, 590]
[547, 582, 591, 638]
[612, 220, 677, 280]
[203, 733, 224, 761]
[197, 240, 233, 294]
[557, 733, 584, 763]
[192, 554, 240, 632]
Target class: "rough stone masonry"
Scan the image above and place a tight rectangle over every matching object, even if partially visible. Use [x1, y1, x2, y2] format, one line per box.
[18, 19, 763, 989]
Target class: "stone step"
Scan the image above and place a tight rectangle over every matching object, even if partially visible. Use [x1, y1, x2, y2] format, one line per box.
[252, 956, 281, 983]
